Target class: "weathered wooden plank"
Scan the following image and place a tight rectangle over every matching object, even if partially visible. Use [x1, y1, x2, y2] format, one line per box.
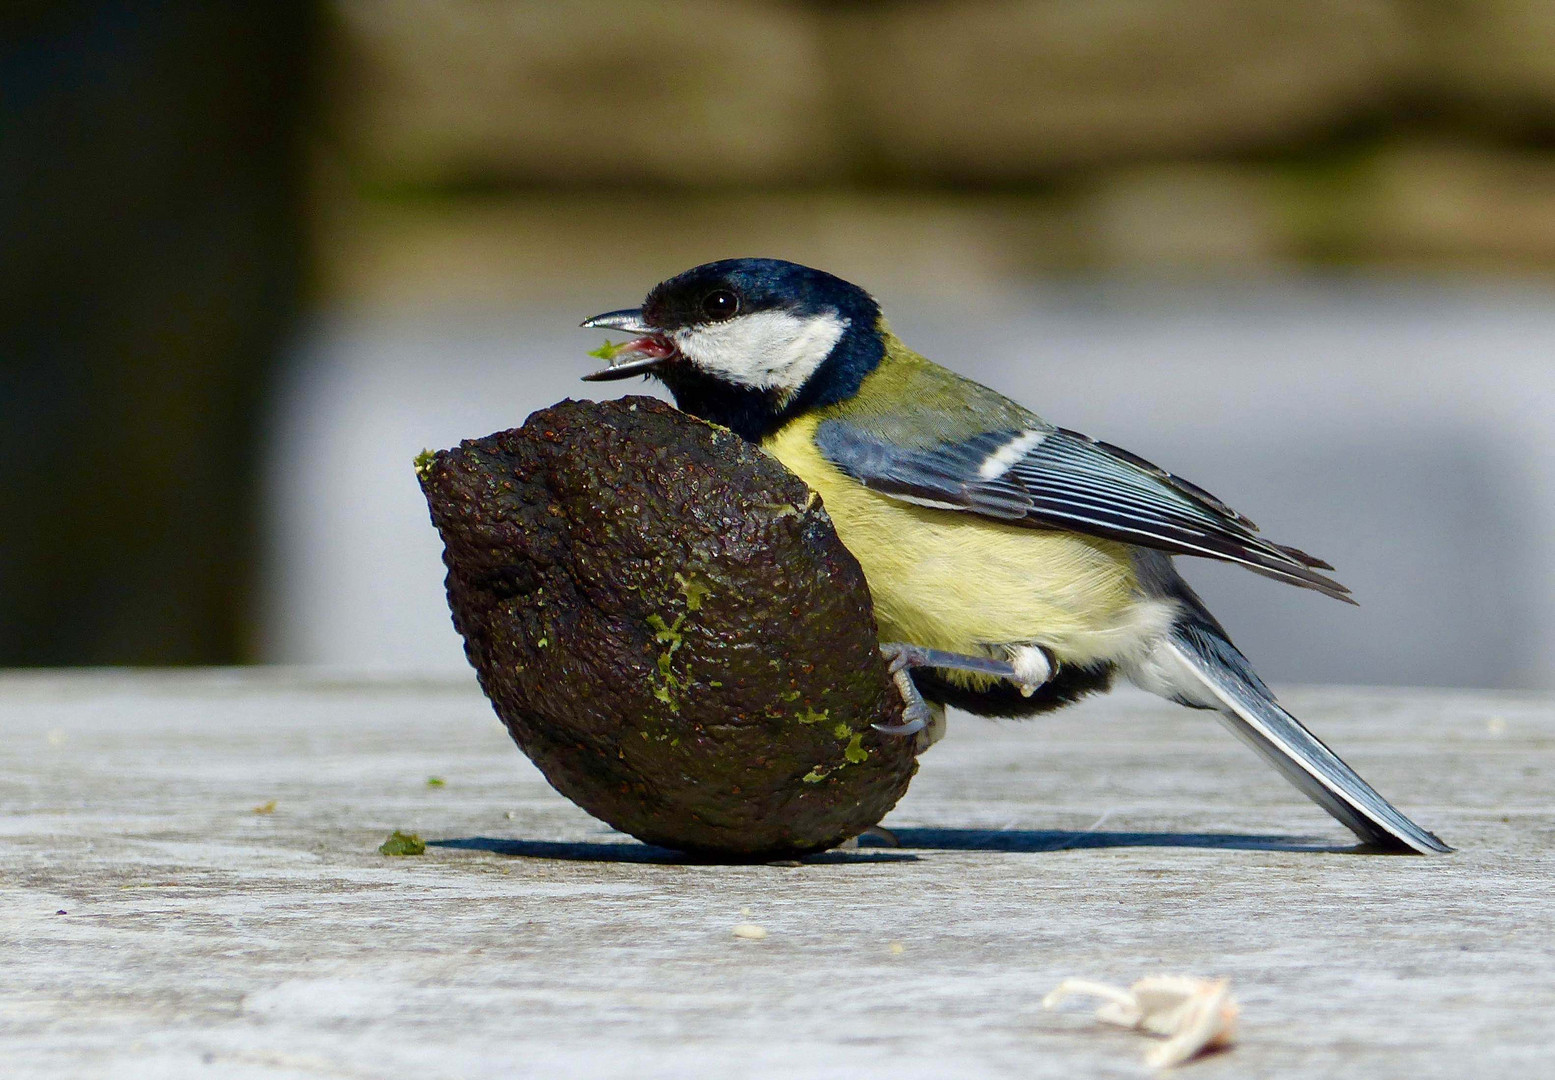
[0, 670, 1549, 1077]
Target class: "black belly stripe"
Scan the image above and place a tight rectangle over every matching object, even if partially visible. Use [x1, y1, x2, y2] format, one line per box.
[911, 660, 1116, 718]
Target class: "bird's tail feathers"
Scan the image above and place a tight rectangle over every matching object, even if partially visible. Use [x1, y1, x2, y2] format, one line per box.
[1155, 619, 1449, 854]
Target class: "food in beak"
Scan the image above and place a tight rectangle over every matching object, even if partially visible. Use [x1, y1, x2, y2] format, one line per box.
[582, 333, 677, 381]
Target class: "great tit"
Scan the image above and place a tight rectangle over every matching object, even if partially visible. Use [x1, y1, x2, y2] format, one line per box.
[581, 257, 1448, 854]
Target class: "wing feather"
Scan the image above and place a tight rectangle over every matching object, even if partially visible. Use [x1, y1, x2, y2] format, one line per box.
[814, 419, 1353, 603]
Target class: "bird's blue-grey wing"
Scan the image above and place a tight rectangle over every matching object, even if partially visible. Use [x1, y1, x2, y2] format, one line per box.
[815, 419, 1352, 602]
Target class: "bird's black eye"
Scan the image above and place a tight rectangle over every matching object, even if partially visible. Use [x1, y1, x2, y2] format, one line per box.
[701, 289, 740, 321]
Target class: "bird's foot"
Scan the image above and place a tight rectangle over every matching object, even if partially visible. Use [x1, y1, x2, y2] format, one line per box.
[874, 643, 935, 736]
[873, 642, 1022, 737]
[877, 667, 933, 737]
[880, 641, 930, 677]
[873, 641, 1061, 730]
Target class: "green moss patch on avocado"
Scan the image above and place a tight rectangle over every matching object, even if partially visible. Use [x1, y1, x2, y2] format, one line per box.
[844, 732, 869, 764]
[416, 396, 916, 859]
[675, 573, 712, 611]
[647, 612, 689, 711]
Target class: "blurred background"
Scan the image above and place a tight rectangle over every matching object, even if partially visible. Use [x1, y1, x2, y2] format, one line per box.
[6, 0, 1555, 689]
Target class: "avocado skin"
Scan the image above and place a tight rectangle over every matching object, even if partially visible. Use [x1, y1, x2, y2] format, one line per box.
[418, 396, 916, 859]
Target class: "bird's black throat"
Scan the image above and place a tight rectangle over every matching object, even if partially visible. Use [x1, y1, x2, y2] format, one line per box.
[657, 316, 887, 443]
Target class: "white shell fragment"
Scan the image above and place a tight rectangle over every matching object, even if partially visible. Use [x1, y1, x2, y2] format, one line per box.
[732, 924, 768, 940]
[1043, 976, 1238, 1069]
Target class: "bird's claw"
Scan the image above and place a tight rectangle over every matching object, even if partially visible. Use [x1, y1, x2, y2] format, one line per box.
[872, 700, 931, 737]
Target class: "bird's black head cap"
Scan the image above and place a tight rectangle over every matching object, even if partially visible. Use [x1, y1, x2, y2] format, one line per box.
[583, 258, 885, 441]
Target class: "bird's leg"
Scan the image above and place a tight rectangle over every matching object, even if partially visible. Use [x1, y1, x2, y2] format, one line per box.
[874, 642, 1023, 736]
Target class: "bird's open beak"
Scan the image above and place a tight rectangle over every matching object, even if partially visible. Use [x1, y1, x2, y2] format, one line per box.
[580, 308, 677, 382]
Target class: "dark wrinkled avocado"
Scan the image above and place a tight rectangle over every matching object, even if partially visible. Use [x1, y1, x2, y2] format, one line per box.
[417, 396, 916, 859]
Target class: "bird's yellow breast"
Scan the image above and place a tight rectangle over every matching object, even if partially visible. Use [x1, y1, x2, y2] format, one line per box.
[763, 413, 1166, 668]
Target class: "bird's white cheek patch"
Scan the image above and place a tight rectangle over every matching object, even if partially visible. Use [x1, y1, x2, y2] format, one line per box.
[674, 311, 849, 395]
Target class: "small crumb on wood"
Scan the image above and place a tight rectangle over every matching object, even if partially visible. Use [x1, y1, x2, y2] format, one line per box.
[732, 924, 768, 940]
[1043, 976, 1237, 1069]
[425, 776, 446, 788]
[379, 831, 427, 856]
[253, 800, 276, 815]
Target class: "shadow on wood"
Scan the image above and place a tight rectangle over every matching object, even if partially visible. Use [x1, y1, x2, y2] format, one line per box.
[867, 827, 1353, 853]
[430, 827, 1355, 861]
[429, 837, 918, 864]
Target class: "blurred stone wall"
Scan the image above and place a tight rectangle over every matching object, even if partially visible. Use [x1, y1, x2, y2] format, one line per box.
[319, 0, 1555, 306]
